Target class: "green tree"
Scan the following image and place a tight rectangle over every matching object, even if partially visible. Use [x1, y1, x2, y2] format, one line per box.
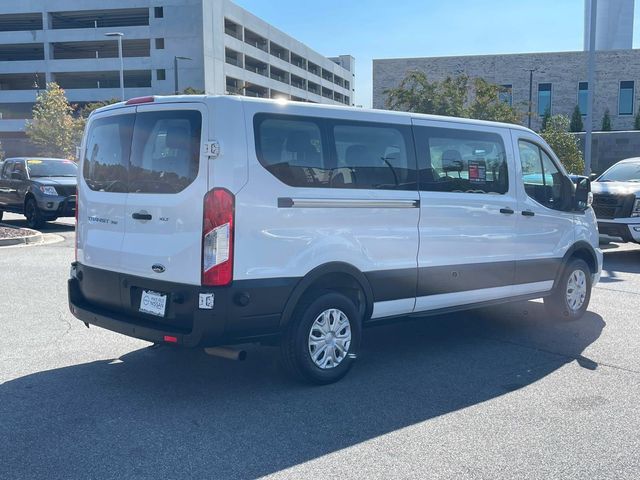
[182, 87, 205, 95]
[78, 98, 120, 118]
[570, 105, 584, 132]
[26, 83, 84, 160]
[541, 114, 585, 174]
[0, 141, 4, 161]
[384, 70, 467, 117]
[466, 78, 521, 124]
[385, 71, 521, 124]
[634, 108, 640, 130]
[602, 109, 612, 131]
[540, 108, 551, 132]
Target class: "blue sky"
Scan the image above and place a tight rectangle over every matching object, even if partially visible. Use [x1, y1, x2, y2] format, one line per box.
[235, 0, 639, 107]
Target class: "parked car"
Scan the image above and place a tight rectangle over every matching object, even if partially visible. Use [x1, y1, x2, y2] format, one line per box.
[591, 157, 640, 244]
[0, 157, 77, 228]
[69, 95, 602, 384]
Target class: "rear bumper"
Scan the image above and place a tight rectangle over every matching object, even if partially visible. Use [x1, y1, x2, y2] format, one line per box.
[68, 263, 298, 347]
[598, 220, 640, 243]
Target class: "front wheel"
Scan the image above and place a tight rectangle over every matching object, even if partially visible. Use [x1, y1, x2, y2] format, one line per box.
[544, 258, 592, 320]
[25, 198, 44, 229]
[280, 291, 362, 384]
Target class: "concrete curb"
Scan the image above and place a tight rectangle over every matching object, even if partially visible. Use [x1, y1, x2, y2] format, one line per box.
[0, 224, 44, 247]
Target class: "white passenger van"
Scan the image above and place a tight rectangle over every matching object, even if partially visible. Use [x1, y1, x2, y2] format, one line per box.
[69, 95, 602, 384]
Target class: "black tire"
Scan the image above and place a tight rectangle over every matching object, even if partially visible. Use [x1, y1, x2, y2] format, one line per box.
[544, 258, 592, 321]
[25, 198, 44, 229]
[280, 291, 362, 385]
[0, 210, 3, 222]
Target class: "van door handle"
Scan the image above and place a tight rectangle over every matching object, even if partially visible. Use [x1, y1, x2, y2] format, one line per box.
[132, 212, 152, 221]
[522, 210, 535, 217]
[499, 208, 515, 215]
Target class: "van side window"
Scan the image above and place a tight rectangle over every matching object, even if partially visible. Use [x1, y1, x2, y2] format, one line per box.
[414, 127, 509, 194]
[255, 115, 416, 190]
[332, 123, 415, 190]
[255, 117, 327, 187]
[128, 111, 202, 194]
[83, 115, 134, 193]
[518, 140, 568, 210]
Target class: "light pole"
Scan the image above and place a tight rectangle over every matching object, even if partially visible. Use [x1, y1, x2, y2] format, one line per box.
[174, 56, 192, 95]
[33, 73, 41, 96]
[584, 0, 598, 175]
[525, 68, 537, 129]
[105, 32, 125, 101]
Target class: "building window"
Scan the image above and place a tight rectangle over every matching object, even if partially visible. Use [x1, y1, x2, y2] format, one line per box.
[537, 83, 552, 116]
[157, 69, 166, 81]
[578, 82, 588, 115]
[499, 84, 512, 106]
[155, 38, 165, 50]
[154, 7, 164, 19]
[619, 81, 634, 115]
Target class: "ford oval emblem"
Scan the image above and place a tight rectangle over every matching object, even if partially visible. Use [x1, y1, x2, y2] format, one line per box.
[152, 264, 166, 274]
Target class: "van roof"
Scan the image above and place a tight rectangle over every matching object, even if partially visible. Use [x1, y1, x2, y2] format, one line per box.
[93, 94, 535, 133]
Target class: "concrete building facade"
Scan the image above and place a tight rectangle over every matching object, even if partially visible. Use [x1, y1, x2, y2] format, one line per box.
[373, 49, 640, 132]
[0, 0, 355, 156]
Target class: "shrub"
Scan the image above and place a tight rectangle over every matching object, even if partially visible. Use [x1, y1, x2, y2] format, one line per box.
[570, 105, 584, 132]
[602, 109, 612, 131]
[541, 114, 585, 174]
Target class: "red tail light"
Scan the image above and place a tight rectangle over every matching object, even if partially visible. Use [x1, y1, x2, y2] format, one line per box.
[202, 189, 234, 286]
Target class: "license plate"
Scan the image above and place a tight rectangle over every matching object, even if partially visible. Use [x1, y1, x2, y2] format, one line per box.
[139, 290, 167, 317]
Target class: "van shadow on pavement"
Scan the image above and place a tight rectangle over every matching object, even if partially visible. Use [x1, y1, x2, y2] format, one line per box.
[0, 302, 604, 479]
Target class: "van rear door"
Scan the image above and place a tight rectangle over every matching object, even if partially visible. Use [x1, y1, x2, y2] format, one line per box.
[119, 102, 207, 285]
[79, 106, 135, 271]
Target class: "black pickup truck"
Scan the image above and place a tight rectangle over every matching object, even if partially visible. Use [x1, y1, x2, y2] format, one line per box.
[0, 157, 77, 228]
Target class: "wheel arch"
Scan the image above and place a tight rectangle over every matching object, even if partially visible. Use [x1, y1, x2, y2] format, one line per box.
[24, 191, 36, 207]
[555, 241, 598, 288]
[280, 262, 374, 328]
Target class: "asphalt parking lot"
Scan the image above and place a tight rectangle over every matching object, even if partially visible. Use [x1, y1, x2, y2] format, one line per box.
[1, 212, 640, 480]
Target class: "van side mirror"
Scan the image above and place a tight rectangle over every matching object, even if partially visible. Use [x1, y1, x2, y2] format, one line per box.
[574, 177, 591, 211]
[589, 172, 599, 182]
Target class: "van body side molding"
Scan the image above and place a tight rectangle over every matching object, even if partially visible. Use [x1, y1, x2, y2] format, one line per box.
[277, 198, 420, 209]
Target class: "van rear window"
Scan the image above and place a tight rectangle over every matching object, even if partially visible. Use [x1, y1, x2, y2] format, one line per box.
[83, 115, 134, 192]
[129, 111, 201, 194]
[83, 110, 201, 194]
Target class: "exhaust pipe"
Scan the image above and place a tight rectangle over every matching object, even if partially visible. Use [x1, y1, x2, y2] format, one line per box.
[204, 346, 247, 361]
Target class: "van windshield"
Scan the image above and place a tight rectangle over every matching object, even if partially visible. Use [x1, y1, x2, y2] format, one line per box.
[83, 110, 202, 193]
[598, 162, 640, 182]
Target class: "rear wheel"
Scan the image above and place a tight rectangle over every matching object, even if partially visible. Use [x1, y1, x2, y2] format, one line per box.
[0, 210, 3, 222]
[280, 291, 361, 384]
[25, 198, 44, 229]
[544, 258, 592, 321]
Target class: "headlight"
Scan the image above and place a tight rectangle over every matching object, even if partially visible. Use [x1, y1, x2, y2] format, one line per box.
[39, 186, 58, 196]
[632, 198, 640, 217]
